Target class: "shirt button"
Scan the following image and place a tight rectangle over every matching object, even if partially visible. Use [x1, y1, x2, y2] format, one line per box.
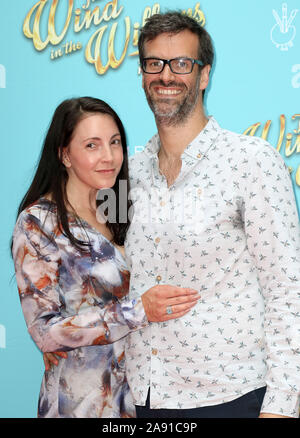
[156, 275, 162, 282]
[160, 200, 166, 207]
[198, 188, 202, 196]
[197, 153, 202, 159]
[152, 348, 158, 355]
[155, 237, 160, 244]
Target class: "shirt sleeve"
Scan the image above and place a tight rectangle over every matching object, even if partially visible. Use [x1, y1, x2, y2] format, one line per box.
[12, 211, 148, 353]
[243, 143, 300, 417]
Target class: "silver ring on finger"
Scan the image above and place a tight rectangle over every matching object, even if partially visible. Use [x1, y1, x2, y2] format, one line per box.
[166, 305, 173, 315]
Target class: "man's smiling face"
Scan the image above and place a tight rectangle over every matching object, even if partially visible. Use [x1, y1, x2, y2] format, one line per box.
[142, 30, 206, 126]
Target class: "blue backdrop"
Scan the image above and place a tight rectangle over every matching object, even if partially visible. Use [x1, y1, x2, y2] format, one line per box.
[0, 0, 299, 417]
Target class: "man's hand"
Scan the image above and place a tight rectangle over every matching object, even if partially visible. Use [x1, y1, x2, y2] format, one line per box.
[259, 413, 293, 418]
[43, 351, 68, 371]
[141, 285, 200, 322]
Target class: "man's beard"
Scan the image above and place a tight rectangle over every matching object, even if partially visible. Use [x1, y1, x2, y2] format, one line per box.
[144, 75, 201, 127]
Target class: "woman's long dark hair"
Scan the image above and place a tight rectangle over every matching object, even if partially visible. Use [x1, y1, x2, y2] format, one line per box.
[16, 97, 132, 248]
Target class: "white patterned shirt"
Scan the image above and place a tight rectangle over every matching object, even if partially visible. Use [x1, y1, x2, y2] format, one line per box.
[124, 117, 300, 417]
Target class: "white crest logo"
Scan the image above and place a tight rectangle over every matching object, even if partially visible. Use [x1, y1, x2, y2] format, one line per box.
[271, 3, 298, 51]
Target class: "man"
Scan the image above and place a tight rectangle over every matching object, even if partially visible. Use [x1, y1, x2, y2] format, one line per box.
[124, 11, 300, 418]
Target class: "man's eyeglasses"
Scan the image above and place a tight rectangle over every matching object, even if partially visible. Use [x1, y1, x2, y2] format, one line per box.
[141, 57, 204, 75]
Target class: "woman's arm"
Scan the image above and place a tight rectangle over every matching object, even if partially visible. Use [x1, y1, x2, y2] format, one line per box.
[13, 211, 199, 353]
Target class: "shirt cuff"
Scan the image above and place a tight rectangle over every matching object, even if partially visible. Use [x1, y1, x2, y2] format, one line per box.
[260, 388, 300, 418]
[121, 298, 149, 330]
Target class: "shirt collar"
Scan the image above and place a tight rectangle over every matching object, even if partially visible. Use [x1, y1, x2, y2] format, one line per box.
[144, 117, 222, 160]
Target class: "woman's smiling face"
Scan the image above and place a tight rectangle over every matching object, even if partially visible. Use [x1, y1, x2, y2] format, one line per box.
[62, 113, 124, 191]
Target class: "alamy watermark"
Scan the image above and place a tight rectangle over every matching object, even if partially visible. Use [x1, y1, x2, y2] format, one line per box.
[134, 145, 144, 154]
[96, 181, 206, 230]
[0, 324, 6, 349]
[0, 64, 6, 89]
[292, 64, 300, 88]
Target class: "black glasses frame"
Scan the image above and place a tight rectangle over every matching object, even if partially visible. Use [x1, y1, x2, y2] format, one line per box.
[141, 57, 204, 75]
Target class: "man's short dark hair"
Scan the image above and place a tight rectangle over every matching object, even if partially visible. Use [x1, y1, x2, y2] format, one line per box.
[138, 11, 214, 68]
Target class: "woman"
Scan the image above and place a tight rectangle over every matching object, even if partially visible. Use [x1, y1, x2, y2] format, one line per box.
[12, 97, 199, 418]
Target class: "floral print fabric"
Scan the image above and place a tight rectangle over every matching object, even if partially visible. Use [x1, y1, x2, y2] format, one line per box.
[12, 198, 147, 418]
